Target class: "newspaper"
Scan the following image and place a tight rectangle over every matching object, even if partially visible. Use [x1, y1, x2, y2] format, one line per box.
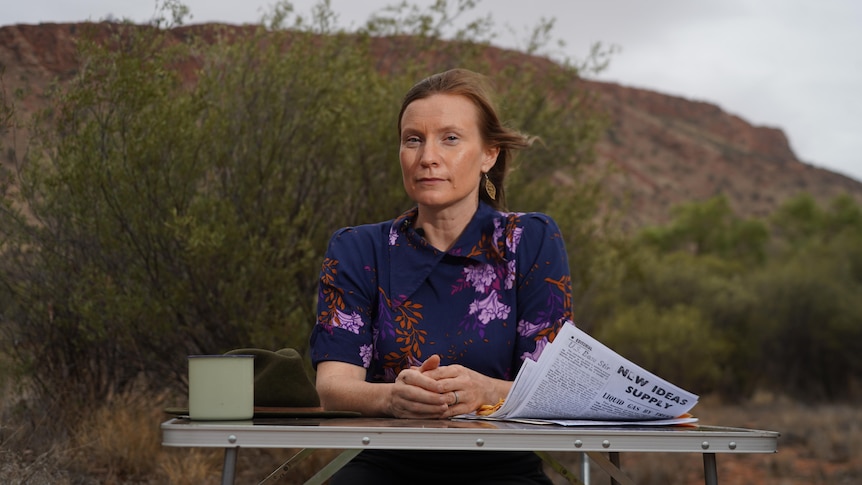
[462, 321, 699, 426]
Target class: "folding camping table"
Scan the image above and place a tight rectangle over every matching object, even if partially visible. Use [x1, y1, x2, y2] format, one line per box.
[161, 416, 779, 485]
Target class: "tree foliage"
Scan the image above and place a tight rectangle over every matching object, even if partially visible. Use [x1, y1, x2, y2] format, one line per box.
[1, 0, 860, 412]
[0, 0, 606, 406]
[591, 194, 862, 401]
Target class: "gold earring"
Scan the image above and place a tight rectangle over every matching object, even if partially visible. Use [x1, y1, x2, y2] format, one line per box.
[484, 173, 497, 201]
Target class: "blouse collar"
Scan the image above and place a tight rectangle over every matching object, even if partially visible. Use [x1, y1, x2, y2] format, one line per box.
[388, 202, 507, 307]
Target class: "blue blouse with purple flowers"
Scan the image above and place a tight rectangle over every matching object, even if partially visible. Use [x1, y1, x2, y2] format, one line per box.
[310, 202, 572, 383]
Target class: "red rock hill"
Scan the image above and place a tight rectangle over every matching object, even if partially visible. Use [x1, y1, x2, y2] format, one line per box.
[2, 22, 860, 228]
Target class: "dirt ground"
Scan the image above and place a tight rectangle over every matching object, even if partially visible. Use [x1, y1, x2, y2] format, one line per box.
[542, 393, 861, 485]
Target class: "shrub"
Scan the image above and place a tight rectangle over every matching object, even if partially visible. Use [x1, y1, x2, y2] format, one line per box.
[0, 1, 606, 410]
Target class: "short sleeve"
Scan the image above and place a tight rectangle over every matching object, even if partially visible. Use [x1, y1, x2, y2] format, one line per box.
[511, 213, 572, 366]
[310, 226, 380, 370]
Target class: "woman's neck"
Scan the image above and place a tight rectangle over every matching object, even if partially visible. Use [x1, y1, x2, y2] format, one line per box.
[415, 201, 479, 252]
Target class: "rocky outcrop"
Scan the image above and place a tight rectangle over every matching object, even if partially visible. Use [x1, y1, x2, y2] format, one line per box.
[2, 22, 860, 228]
[586, 80, 862, 226]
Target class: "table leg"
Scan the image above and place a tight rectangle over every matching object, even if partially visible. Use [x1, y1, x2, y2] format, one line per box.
[303, 449, 362, 485]
[580, 452, 590, 485]
[222, 448, 238, 485]
[703, 453, 718, 485]
[585, 452, 635, 485]
[258, 449, 316, 485]
[609, 452, 621, 485]
[534, 450, 586, 485]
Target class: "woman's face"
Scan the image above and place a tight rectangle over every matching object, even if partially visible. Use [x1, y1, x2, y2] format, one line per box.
[399, 93, 499, 215]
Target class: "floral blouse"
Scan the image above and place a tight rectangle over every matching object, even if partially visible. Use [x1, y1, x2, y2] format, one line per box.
[310, 202, 573, 383]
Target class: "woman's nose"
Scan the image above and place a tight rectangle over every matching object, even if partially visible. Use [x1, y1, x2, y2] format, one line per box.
[419, 143, 439, 166]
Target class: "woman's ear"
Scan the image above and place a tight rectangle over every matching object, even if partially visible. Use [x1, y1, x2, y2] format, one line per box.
[482, 146, 500, 173]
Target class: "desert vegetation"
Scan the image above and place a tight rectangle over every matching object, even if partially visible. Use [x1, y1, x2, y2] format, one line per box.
[1, 1, 860, 483]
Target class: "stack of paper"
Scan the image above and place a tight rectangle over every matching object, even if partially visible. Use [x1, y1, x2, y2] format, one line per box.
[463, 321, 699, 426]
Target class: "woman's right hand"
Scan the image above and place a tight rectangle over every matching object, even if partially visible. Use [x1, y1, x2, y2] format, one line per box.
[389, 354, 452, 418]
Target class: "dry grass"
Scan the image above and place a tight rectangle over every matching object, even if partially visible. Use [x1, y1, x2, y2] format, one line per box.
[159, 448, 224, 485]
[2, 384, 861, 484]
[545, 392, 862, 485]
[69, 389, 170, 483]
[0, 449, 74, 485]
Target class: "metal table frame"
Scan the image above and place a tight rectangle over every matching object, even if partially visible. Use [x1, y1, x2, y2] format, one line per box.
[161, 417, 779, 485]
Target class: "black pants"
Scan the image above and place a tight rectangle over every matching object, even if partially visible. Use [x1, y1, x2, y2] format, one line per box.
[328, 450, 553, 485]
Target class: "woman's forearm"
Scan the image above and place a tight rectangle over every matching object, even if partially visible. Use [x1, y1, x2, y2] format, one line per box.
[315, 362, 394, 417]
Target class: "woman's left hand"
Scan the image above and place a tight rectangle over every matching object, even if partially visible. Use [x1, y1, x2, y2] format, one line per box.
[418, 360, 511, 417]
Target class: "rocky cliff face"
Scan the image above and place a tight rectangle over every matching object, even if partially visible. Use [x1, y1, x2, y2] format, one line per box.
[1, 23, 80, 108]
[586, 80, 862, 226]
[2, 22, 860, 228]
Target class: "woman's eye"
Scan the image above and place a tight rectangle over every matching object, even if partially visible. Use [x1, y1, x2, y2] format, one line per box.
[404, 136, 421, 146]
[445, 135, 459, 143]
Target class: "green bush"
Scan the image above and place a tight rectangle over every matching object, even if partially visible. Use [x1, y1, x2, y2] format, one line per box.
[4, 0, 860, 414]
[0, 1, 606, 407]
[597, 301, 730, 392]
[594, 194, 862, 400]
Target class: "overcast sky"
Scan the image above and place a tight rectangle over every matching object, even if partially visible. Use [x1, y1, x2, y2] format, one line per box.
[5, 0, 861, 182]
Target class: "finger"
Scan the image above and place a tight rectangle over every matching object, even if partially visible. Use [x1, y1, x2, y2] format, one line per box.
[392, 398, 449, 419]
[391, 387, 450, 418]
[395, 407, 448, 419]
[399, 371, 440, 393]
[421, 363, 464, 382]
[441, 391, 471, 418]
[418, 354, 441, 372]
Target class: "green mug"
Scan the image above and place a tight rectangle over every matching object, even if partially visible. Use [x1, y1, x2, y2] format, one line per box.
[188, 354, 254, 420]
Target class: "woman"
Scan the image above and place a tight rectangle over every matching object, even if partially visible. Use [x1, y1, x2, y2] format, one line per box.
[310, 68, 572, 484]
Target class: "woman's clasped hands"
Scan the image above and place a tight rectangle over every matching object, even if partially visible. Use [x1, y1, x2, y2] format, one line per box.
[389, 354, 502, 419]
